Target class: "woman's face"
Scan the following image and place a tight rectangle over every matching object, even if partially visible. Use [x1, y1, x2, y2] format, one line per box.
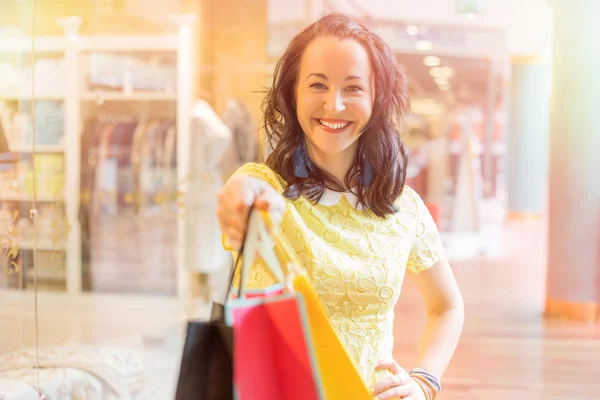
[295, 36, 374, 161]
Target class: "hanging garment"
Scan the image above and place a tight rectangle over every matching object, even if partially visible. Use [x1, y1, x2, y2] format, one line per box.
[130, 119, 149, 214]
[82, 116, 178, 294]
[160, 123, 178, 203]
[0, 116, 9, 153]
[110, 121, 137, 210]
[92, 122, 117, 215]
[186, 99, 232, 273]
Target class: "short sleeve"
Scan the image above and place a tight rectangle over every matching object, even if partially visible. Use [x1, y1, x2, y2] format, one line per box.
[222, 163, 286, 252]
[222, 162, 288, 290]
[229, 162, 286, 194]
[405, 187, 445, 274]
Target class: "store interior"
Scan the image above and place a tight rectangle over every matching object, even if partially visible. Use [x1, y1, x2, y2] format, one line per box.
[1, 0, 599, 399]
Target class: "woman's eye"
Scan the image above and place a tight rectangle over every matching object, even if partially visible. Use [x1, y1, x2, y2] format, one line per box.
[310, 83, 327, 89]
[346, 85, 363, 92]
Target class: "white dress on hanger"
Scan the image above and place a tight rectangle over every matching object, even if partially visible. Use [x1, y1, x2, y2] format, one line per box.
[185, 99, 232, 273]
[451, 118, 482, 232]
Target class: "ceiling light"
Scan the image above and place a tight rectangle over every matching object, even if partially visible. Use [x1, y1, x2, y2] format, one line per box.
[429, 67, 444, 78]
[430, 66, 454, 79]
[406, 25, 419, 36]
[414, 40, 433, 51]
[442, 66, 454, 77]
[434, 77, 448, 85]
[423, 56, 441, 67]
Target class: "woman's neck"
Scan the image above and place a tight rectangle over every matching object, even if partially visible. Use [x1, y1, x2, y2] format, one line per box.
[306, 143, 357, 188]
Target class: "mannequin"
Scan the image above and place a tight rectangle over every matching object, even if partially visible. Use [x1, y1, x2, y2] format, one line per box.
[451, 109, 482, 232]
[220, 99, 257, 177]
[185, 99, 232, 277]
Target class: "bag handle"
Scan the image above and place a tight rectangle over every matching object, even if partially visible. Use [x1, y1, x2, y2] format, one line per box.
[236, 209, 288, 299]
[215, 205, 255, 318]
[259, 212, 308, 280]
[271, 227, 306, 278]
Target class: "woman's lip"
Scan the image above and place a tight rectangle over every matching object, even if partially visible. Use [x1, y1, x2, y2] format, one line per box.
[317, 118, 351, 123]
[314, 118, 354, 133]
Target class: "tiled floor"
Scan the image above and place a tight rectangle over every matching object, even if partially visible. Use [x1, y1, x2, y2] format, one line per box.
[395, 219, 600, 399]
[1, 218, 599, 399]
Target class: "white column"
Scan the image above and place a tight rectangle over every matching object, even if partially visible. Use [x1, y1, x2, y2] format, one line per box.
[172, 14, 196, 318]
[57, 17, 82, 295]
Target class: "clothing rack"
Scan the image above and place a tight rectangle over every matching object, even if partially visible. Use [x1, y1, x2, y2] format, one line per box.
[97, 115, 138, 124]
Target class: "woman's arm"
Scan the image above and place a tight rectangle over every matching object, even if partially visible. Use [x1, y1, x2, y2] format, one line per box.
[372, 258, 463, 399]
[409, 257, 464, 380]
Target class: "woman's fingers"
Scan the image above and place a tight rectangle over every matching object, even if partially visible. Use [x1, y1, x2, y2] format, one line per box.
[255, 185, 285, 210]
[371, 373, 408, 395]
[217, 176, 285, 250]
[375, 360, 403, 376]
[371, 360, 414, 398]
[373, 385, 413, 400]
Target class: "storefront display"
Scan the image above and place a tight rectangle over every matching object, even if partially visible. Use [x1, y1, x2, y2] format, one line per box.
[0, 1, 511, 397]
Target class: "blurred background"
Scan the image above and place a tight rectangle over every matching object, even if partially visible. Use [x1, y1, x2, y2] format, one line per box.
[0, 0, 598, 399]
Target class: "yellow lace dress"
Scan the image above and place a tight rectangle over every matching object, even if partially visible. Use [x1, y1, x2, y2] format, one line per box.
[226, 162, 444, 386]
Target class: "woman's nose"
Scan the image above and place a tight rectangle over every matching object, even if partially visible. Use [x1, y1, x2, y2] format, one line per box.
[324, 90, 346, 113]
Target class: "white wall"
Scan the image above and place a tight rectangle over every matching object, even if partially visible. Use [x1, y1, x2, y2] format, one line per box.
[122, 0, 182, 23]
[268, 0, 554, 56]
[122, 0, 554, 56]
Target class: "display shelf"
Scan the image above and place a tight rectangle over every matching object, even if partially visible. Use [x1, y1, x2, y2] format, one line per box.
[82, 91, 176, 102]
[79, 34, 179, 52]
[0, 15, 195, 309]
[10, 145, 64, 153]
[0, 94, 65, 101]
[0, 36, 66, 54]
[0, 195, 64, 202]
[17, 239, 67, 251]
[26, 268, 66, 282]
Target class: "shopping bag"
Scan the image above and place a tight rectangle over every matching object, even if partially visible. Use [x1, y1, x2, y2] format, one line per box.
[229, 283, 285, 300]
[272, 222, 373, 400]
[174, 207, 257, 400]
[174, 317, 233, 400]
[291, 274, 372, 399]
[226, 210, 324, 400]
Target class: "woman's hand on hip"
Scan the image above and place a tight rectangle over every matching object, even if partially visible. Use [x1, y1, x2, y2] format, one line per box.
[371, 360, 426, 400]
[216, 175, 285, 249]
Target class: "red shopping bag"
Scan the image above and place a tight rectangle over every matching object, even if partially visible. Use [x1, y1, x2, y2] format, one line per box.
[230, 293, 321, 400]
[229, 283, 285, 300]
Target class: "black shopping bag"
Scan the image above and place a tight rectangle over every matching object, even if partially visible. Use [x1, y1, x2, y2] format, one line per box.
[174, 208, 254, 400]
[174, 310, 233, 400]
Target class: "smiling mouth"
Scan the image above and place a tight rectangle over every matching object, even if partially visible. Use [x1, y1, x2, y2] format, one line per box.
[316, 118, 354, 131]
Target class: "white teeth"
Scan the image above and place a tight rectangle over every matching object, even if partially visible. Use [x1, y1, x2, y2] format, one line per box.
[319, 119, 349, 130]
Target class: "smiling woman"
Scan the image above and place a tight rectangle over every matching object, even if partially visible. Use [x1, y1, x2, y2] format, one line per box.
[262, 13, 411, 217]
[217, 12, 464, 400]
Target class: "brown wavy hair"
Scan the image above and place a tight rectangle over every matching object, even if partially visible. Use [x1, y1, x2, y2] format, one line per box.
[262, 13, 410, 217]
